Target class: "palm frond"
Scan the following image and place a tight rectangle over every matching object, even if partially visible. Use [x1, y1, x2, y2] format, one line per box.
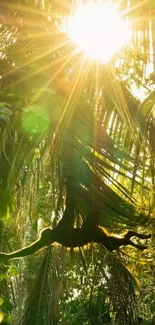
[19, 247, 66, 325]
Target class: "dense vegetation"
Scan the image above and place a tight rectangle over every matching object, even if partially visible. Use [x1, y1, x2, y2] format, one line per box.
[0, 1, 155, 324]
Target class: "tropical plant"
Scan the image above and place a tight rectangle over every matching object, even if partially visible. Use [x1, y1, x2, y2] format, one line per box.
[0, 1, 155, 324]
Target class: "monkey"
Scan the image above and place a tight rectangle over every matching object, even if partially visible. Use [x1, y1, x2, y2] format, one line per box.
[0, 177, 151, 260]
[0, 221, 151, 260]
[80, 211, 151, 251]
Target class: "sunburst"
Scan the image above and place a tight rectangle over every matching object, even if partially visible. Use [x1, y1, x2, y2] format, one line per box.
[66, 2, 131, 63]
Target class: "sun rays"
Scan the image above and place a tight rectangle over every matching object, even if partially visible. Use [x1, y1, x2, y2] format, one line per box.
[1, 0, 135, 134]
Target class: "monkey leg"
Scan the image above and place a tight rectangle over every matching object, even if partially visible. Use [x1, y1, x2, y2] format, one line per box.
[123, 230, 151, 240]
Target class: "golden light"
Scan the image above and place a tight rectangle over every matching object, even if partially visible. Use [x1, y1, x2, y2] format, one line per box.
[67, 2, 131, 63]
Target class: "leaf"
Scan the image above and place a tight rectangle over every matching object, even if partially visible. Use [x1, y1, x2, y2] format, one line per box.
[1, 299, 13, 313]
[137, 90, 155, 119]
[0, 297, 4, 306]
[0, 105, 12, 122]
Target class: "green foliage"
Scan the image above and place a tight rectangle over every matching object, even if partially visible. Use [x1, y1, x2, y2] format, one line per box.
[0, 105, 12, 123]
[0, 188, 14, 219]
[0, 0, 154, 324]
[0, 296, 13, 325]
[59, 297, 111, 325]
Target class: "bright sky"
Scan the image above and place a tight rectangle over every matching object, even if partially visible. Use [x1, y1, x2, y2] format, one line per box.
[66, 2, 131, 63]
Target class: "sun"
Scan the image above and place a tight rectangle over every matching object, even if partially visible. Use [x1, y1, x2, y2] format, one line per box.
[66, 2, 131, 63]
